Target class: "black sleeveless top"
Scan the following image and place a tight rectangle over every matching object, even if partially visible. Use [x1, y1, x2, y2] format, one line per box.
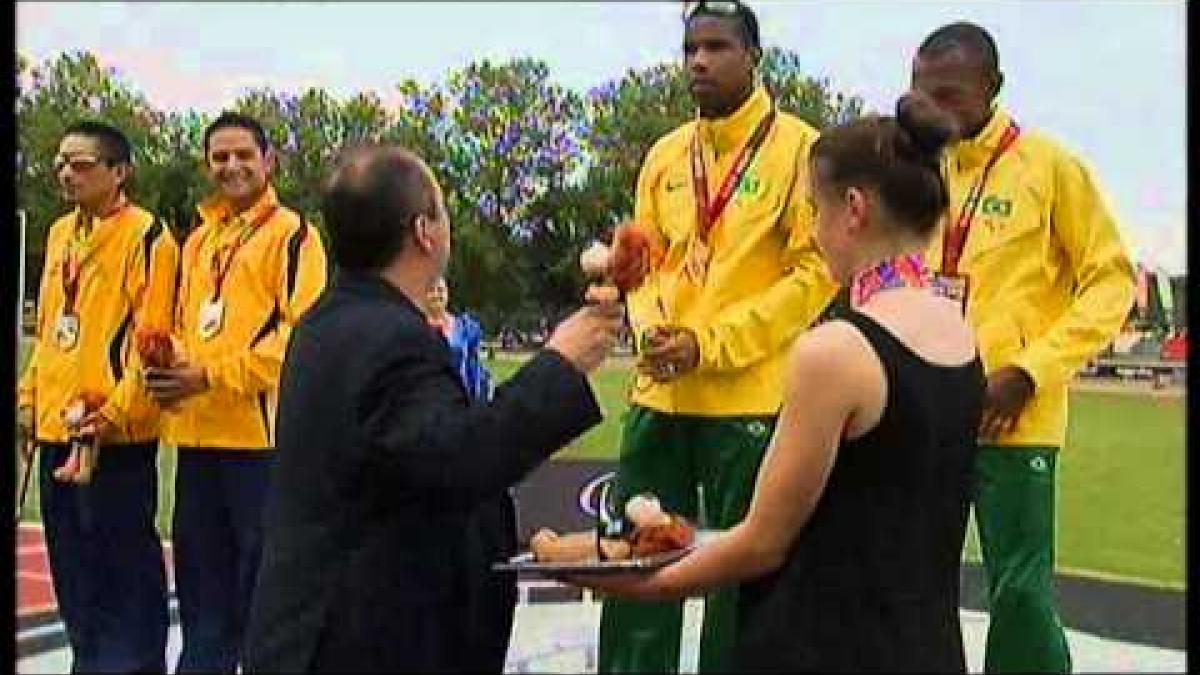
[734, 310, 985, 673]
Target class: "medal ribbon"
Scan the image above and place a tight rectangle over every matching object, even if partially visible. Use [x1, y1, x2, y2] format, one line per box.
[941, 120, 1021, 276]
[61, 200, 128, 315]
[690, 106, 776, 244]
[850, 252, 934, 307]
[208, 205, 278, 301]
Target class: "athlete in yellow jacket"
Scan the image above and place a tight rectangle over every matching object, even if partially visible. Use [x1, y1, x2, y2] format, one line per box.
[599, 4, 836, 672]
[17, 121, 177, 672]
[19, 190, 178, 444]
[145, 112, 327, 673]
[913, 23, 1135, 674]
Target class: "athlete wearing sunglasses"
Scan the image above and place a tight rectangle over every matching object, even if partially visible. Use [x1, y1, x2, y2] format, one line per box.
[20, 120, 180, 672]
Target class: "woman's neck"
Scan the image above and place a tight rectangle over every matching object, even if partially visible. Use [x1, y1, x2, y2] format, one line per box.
[849, 250, 934, 308]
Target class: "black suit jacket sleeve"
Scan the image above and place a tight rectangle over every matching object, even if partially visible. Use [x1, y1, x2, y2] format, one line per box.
[358, 336, 603, 503]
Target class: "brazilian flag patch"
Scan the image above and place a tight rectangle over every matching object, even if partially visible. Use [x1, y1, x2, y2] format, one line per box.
[737, 173, 761, 199]
[981, 194, 1013, 217]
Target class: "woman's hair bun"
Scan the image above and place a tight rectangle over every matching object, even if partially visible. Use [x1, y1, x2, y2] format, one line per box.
[895, 91, 958, 163]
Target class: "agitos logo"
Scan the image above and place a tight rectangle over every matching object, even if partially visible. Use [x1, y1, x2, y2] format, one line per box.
[577, 471, 618, 517]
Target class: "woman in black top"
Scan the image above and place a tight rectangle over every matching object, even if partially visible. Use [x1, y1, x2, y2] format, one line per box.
[568, 92, 985, 673]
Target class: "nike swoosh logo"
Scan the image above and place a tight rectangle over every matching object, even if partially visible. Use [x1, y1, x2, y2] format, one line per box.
[666, 180, 686, 192]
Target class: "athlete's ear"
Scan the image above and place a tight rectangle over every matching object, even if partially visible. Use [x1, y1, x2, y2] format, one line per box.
[990, 70, 1005, 101]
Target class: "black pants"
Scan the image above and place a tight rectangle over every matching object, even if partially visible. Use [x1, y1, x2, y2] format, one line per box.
[173, 448, 276, 674]
[39, 441, 169, 673]
[462, 491, 519, 672]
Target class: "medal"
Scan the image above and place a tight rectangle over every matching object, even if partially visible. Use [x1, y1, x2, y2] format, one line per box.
[55, 314, 80, 351]
[934, 274, 970, 315]
[198, 298, 225, 341]
[687, 104, 776, 289]
[194, 204, 278, 342]
[940, 120, 1017, 278]
[685, 237, 711, 285]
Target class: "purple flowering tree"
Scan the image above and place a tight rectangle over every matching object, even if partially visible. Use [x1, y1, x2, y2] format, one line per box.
[392, 58, 589, 331]
[231, 87, 392, 225]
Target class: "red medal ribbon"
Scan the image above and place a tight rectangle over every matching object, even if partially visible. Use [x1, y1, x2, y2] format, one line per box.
[61, 200, 129, 315]
[207, 205, 278, 301]
[690, 106, 776, 244]
[941, 120, 1021, 276]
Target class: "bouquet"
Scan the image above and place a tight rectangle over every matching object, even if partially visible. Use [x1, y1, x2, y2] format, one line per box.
[136, 326, 177, 369]
[56, 390, 107, 484]
[579, 221, 665, 296]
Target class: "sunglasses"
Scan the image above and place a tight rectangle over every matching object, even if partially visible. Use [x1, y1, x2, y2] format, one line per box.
[682, 0, 743, 21]
[53, 154, 105, 174]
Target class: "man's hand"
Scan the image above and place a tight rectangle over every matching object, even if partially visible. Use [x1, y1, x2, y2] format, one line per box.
[145, 363, 209, 409]
[81, 410, 119, 444]
[546, 289, 625, 374]
[637, 326, 700, 383]
[980, 365, 1035, 440]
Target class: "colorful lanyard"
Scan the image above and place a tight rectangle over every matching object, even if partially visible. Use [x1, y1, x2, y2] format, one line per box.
[941, 120, 1021, 276]
[690, 106, 776, 242]
[850, 252, 934, 307]
[206, 205, 278, 301]
[61, 201, 128, 315]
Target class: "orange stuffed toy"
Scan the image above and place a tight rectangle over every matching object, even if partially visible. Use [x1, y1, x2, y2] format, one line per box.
[56, 390, 108, 484]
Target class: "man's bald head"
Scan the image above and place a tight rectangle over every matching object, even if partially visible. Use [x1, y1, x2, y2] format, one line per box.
[322, 145, 442, 271]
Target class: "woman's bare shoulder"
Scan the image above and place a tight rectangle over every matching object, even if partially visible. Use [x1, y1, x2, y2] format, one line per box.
[786, 320, 885, 386]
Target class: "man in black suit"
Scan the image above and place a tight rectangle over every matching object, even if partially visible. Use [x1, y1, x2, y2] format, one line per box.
[243, 145, 624, 673]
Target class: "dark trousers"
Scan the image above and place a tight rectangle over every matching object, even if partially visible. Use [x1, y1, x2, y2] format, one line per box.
[39, 441, 169, 673]
[173, 448, 276, 674]
[462, 492, 519, 672]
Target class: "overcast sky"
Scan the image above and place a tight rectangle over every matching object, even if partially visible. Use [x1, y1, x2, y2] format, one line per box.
[17, 1, 1187, 272]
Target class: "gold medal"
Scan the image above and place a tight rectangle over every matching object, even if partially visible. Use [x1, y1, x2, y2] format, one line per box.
[55, 314, 80, 351]
[934, 274, 970, 315]
[686, 238, 711, 285]
[198, 298, 225, 341]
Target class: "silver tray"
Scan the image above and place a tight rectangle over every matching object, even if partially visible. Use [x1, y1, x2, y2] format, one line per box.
[492, 546, 693, 575]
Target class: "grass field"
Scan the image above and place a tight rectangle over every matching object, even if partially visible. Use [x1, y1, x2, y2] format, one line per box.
[16, 349, 1185, 589]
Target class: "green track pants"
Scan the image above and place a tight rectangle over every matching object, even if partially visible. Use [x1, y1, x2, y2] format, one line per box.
[975, 445, 1072, 673]
[597, 405, 775, 673]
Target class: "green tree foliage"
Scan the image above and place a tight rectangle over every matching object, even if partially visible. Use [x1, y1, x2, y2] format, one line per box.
[18, 52, 164, 256]
[395, 59, 591, 329]
[17, 48, 863, 331]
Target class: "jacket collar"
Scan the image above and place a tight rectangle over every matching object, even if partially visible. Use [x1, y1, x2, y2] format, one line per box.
[695, 85, 773, 156]
[335, 268, 425, 319]
[197, 184, 280, 229]
[951, 106, 1015, 171]
[69, 192, 131, 248]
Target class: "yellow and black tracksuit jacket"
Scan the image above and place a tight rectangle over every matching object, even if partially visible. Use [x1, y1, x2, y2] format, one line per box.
[164, 186, 327, 450]
[18, 200, 180, 443]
